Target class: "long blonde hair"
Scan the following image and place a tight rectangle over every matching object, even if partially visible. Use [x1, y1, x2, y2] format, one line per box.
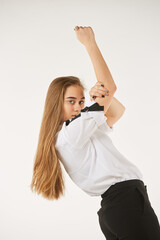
[30, 76, 86, 200]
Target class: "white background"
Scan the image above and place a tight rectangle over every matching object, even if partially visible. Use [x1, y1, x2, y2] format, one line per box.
[0, 0, 160, 239]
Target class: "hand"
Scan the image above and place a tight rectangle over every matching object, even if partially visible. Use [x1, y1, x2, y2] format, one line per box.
[89, 82, 109, 106]
[74, 26, 96, 47]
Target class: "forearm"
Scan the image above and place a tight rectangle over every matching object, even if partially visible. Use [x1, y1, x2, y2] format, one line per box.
[85, 41, 117, 92]
[104, 96, 126, 118]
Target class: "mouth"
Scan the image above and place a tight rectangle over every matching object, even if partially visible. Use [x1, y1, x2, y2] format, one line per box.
[72, 115, 77, 118]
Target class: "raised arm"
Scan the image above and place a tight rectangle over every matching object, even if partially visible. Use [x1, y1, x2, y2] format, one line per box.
[74, 26, 117, 113]
[89, 82, 126, 128]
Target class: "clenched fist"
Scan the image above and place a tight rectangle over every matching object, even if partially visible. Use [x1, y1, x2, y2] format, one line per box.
[74, 26, 96, 47]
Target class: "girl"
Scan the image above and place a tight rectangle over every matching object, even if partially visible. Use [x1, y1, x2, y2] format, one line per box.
[30, 26, 160, 239]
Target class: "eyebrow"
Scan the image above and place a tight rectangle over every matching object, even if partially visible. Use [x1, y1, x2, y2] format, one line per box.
[65, 97, 85, 99]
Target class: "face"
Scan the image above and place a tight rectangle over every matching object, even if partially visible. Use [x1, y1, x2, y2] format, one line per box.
[62, 85, 85, 122]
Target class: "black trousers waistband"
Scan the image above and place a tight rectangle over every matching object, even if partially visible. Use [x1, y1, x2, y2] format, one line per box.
[101, 179, 145, 198]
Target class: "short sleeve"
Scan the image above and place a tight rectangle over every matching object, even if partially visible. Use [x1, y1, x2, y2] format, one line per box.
[57, 101, 108, 149]
[98, 121, 114, 134]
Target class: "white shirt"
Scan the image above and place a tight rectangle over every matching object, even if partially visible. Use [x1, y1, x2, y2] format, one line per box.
[55, 100, 143, 197]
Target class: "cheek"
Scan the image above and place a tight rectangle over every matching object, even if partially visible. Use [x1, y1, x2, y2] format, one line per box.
[81, 103, 85, 109]
[64, 103, 72, 113]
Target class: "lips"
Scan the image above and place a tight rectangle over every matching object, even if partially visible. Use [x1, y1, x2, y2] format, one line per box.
[72, 114, 78, 118]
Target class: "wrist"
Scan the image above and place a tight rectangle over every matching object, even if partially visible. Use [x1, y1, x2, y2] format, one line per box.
[85, 40, 97, 50]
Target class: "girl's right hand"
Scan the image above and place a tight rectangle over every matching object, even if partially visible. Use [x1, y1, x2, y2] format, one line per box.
[74, 26, 96, 47]
[89, 81, 109, 101]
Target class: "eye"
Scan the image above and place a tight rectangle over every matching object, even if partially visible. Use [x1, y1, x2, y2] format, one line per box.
[68, 100, 85, 104]
[68, 100, 74, 104]
[80, 101, 85, 104]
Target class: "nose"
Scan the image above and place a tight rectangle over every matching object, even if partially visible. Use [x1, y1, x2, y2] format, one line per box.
[74, 103, 82, 114]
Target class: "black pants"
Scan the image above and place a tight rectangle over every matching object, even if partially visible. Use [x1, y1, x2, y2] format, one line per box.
[97, 179, 160, 240]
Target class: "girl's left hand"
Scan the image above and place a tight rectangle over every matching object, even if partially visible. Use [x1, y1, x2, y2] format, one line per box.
[74, 26, 96, 47]
[89, 82, 109, 101]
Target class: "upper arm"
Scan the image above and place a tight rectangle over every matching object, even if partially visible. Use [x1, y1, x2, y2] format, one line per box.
[94, 87, 117, 114]
[60, 102, 107, 149]
[106, 108, 126, 128]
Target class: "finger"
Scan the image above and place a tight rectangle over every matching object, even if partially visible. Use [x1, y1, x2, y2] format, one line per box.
[90, 96, 96, 101]
[89, 90, 98, 98]
[96, 81, 105, 89]
[74, 26, 80, 31]
[97, 82, 109, 93]
[97, 82, 104, 88]
[90, 91, 107, 98]
[89, 93, 98, 98]
[90, 87, 109, 97]
[98, 89, 109, 95]
[93, 84, 109, 93]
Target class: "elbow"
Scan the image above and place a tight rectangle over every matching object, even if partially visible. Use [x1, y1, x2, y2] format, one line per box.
[102, 82, 117, 93]
[110, 85, 117, 95]
[113, 84, 117, 91]
[111, 83, 117, 92]
[122, 106, 126, 114]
